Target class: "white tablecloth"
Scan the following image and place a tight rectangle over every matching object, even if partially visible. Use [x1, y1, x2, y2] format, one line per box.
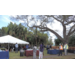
[0, 50, 2, 52]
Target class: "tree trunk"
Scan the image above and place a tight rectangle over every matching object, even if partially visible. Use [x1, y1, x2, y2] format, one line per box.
[62, 38, 69, 46]
[39, 38, 40, 45]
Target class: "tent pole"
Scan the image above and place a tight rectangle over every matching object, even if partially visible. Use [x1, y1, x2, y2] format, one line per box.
[8, 43, 9, 51]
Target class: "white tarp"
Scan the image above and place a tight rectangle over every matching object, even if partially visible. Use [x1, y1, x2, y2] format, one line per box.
[0, 35, 29, 44]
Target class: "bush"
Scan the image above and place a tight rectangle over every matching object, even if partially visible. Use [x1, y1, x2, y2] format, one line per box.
[55, 35, 75, 46]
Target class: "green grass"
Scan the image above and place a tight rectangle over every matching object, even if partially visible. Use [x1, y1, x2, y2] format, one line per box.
[9, 48, 75, 59]
[0, 48, 6, 50]
[44, 48, 49, 55]
[9, 48, 48, 59]
[44, 53, 75, 59]
[44, 55, 75, 59]
[43, 48, 75, 59]
[9, 51, 26, 59]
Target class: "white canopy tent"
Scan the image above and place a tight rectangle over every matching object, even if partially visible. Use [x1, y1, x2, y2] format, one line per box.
[0, 35, 29, 50]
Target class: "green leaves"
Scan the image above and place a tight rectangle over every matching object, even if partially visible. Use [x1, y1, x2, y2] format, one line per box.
[1, 27, 8, 35]
[55, 35, 75, 46]
[55, 38, 62, 46]
[69, 35, 75, 46]
[0, 21, 49, 46]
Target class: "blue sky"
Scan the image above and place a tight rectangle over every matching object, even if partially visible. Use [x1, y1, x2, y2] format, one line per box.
[0, 15, 21, 29]
[0, 15, 11, 28]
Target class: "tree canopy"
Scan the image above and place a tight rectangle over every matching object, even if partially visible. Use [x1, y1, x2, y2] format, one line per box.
[55, 35, 75, 47]
[10, 15, 75, 45]
[0, 22, 50, 46]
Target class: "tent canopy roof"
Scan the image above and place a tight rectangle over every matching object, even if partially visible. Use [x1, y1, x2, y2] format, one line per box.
[0, 35, 29, 44]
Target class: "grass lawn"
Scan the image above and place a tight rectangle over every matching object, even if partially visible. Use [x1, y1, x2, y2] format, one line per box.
[43, 48, 49, 55]
[9, 51, 27, 59]
[9, 48, 48, 59]
[9, 48, 75, 59]
[44, 55, 75, 59]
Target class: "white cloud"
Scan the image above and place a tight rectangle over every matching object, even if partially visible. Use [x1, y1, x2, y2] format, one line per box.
[66, 23, 74, 30]
[2, 16, 15, 24]
[47, 20, 74, 44]
[47, 20, 63, 44]
[18, 20, 25, 23]
[2, 15, 26, 24]
[34, 19, 63, 44]
[8, 15, 31, 25]
[8, 15, 17, 18]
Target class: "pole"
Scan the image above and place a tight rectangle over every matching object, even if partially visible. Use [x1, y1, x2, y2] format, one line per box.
[36, 27, 37, 45]
[8, 43, 9, 51]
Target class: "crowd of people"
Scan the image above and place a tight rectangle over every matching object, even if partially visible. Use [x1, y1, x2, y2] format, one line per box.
[58, 43, 69, 56]
[33, 43, 53, 59]
[33, 43, 44, 59]
[9, 43, 31, 53]
[33, 42, 69, 59]
[46, 44, 52, 52]
[8, 42, 69, 59]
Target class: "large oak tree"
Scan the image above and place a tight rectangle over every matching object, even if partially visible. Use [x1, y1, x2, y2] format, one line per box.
[10, 15, 75, 45]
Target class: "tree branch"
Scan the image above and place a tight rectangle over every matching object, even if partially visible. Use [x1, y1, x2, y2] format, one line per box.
[61, 22, 66, 39]
[47, 15, 66, 38]
[67, 24, 75, 36]
[31, 25, 63, 41]
[27, 18, 30, 28]
[70, 29, 75, 34]
[50, 15, 63, 24]
[67, 29, 75, 36]
[64, 20, 75, 25]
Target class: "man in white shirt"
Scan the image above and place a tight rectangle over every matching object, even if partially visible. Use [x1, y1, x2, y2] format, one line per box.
[15, 43, 18, 53]
[33, 45, 37, 59]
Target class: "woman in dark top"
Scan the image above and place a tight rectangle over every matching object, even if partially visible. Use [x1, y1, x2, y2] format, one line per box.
[49, 44, 52, 49]
[39, 43, 44, 59]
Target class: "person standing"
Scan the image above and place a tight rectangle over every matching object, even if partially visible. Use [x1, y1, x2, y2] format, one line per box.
[39, 43, 44, 59]
[29, 44, 31, 49]
[46, 45, 49, 50]
[26, 44, 29, 50]
[46, 45, 49, 54]
[58, 44, 63, 56]
[49, 44, 52, 49]
[15, 43, 18, 53]
[33, 45, 37, 59]
[64, 43, 69, 55]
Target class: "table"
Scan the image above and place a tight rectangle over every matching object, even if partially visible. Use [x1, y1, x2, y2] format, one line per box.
[0, 51, 9, 59]
[25, 49, 39, 57]
[68, 49, 75, 53]
[47, 49, 60, 54]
